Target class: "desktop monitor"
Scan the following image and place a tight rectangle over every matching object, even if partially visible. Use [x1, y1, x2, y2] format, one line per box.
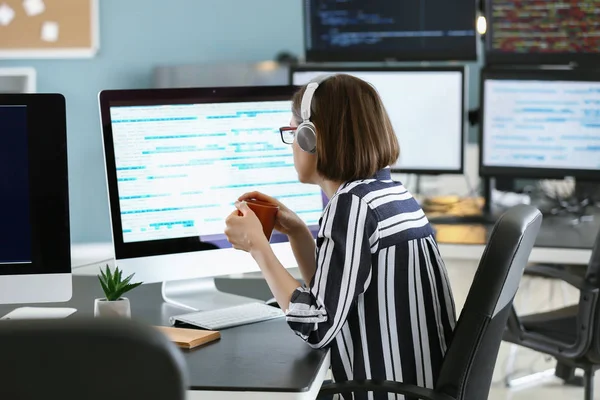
[303, 0, 478, 62]
[0, 94, 71, 304]
[485, 0, 600, 66]
[99, 86, 324, 304]
[291, 66, 465, 174]
[480, 68, 600, 180]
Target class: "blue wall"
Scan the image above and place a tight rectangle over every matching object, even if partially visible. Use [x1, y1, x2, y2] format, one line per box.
[0, 0, 304, 243]
[1, 0, 482, 244]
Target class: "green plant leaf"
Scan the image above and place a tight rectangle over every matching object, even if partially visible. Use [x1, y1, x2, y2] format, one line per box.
[98, 266, 113, 299]
[116, 267, 123, 284]
[113, 286, 124, 299]
[99, 266, 108, 285]
[97, 264, 142, 301]
[125, 282, 143, 292]
[98, 274, 107, 288]
[106, 265, 116, 295]
[113, 287, 126, 300]
[98, 275, 110, 299]
[120, 273, 136, 287]
[113, 282, 143, 300]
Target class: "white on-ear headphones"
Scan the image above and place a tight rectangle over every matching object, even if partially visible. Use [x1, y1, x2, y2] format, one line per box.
[296, 74, 333, 153]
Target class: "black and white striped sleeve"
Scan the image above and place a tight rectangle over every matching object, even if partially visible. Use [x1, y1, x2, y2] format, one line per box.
[286, 192, 378, 349]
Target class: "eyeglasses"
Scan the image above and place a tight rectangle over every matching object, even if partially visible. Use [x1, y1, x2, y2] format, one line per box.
[279, 126, 296, 145]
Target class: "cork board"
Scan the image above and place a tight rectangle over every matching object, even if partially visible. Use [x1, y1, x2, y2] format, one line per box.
[0, 0, 98, 58]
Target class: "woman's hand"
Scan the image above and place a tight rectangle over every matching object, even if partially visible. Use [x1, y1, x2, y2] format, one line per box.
[224, 201, 269, 253]
[238, 191, 307, 236]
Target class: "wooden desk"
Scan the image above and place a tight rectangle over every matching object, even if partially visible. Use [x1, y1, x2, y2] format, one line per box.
[432, 211, 597, 265]
[0, 276, 330, 400]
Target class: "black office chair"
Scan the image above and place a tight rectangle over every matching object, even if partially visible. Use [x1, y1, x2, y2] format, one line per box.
[0, 318, 188, 400]
[503, 228, 600, 400]
[318, 204, 543, 399]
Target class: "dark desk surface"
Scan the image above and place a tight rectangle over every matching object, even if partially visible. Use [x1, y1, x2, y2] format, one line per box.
[433, 211, 599, 250]
[0, 276, 328, 393]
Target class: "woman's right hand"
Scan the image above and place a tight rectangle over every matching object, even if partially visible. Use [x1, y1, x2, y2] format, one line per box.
[238, 191, 307, 236]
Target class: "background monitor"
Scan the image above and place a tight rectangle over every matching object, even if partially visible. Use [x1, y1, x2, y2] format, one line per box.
[480, 68, 600, 180]
[485, 0, 600, 66]
[303, 0, 477, 62]
[153, 62, 289, 89]
[0, 94, 71, 304]
[291, 66, 465, 175]
[100, 86, 324, 284]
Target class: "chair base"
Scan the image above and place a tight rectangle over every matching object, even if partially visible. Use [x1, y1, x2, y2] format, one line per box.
[505, 364, 595, 400]
[504, 368, 556, 388]
[555, 362, 584, 387]
[503, 271, 574, 387]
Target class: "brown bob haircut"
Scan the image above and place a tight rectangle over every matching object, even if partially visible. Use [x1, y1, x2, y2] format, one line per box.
[292, 74, 400, 182]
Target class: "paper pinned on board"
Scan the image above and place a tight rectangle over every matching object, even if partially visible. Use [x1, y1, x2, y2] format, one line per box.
[23, 0, 45, 17]
[0, 2, 15, 26]
[41, 20, 59, 42]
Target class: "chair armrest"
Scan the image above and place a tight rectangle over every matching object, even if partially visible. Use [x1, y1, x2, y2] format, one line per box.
[525, 265, 598, 293]
[319, 380, 455, 400]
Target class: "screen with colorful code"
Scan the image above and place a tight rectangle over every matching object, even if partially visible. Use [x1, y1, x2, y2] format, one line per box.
[109, 100, 324, 244]
[486, 0, 600, 64]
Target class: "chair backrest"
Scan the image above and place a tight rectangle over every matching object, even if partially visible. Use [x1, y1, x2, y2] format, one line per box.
[0, 317, 188, 400]
[435, 205, 542, 400]
[585, 228, 600, 287]
[586, 228, 600, 362]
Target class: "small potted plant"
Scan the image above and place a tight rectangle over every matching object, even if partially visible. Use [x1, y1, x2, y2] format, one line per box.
[94, 265, 142, 318]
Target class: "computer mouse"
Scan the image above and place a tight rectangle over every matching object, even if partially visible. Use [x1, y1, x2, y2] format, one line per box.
[265, 297, 280, 308]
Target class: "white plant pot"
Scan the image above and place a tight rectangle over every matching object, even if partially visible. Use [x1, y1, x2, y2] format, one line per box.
[94, 297, 131, 318]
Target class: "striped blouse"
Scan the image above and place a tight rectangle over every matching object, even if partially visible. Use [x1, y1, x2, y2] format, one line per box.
[286, 168, 456, 400]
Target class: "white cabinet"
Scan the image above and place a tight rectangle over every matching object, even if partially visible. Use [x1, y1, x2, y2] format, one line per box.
[0, 67, 36, 93]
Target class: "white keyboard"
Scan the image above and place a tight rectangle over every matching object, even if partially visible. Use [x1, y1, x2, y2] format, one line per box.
[169, 302, 285, 330]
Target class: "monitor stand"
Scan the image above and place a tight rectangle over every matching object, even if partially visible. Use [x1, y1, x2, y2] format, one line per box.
[161, 277, 261, 312]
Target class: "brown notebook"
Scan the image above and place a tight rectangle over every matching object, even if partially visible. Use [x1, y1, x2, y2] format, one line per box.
[155, 326, 221, 349]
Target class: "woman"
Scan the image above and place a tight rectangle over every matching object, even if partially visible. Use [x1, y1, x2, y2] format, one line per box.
[225, 74, 456, 399]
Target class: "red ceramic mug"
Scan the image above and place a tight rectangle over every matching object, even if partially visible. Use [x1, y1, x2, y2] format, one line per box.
[240, 198, 279, 241]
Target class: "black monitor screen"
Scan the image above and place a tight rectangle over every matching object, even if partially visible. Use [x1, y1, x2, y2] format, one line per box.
[0, 106, 32, 264]
[304, 0, 477, 62]
[486, 0, 600, 65]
